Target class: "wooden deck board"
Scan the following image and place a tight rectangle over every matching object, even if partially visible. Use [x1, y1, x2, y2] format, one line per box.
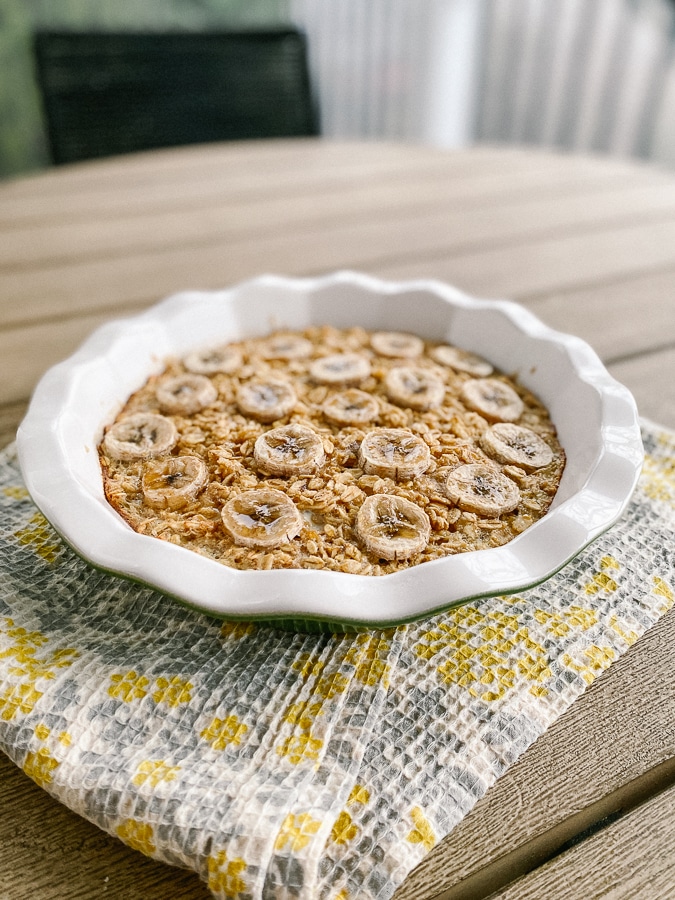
[1, 143, 568, 228]
[4, 169, 666, 272]
[0, 402, 28, 451]
[524, 267, 675, 362]
[375, 216, 675, 299]
[487, 780, 675, 900]
[1, 141, 654, 213]
[4, 186, 675, 329]
[0, 313, 124, 408]
[608, 347, 675, 429]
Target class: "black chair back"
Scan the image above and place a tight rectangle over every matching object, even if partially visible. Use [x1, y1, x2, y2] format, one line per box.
[34, 29, 319, 164]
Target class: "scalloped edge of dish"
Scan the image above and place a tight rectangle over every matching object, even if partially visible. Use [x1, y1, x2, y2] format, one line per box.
[16, 271, 644, 629]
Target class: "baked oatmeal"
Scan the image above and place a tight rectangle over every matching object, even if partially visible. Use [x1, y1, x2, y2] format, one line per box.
[99, 326, 566, 576]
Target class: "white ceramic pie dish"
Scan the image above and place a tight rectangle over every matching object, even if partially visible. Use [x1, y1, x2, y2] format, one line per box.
[17, 272, 643, 631]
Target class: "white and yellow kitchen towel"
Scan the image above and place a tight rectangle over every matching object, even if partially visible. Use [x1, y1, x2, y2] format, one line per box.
[0, 421, 673, 900]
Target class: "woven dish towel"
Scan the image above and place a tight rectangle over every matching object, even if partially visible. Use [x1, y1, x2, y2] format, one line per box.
[1, 421, 673, 899]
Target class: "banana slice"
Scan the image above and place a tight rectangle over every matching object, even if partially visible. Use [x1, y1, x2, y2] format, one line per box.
[236, 379, 296, 423]
[309, 353, 371, 385]
[460, 378, 524, 422]
[322, 389, 379, 425]
[254, 423, 326, 476]
[221, 488, 303, 548]
[430, 345, 494, 377]
[102, 412, 178, 461]
[384, 366, 445, 410]
[359, 428, 431, 480]
[480, 423, 554, 471]
[260, 333, 313, 360]
[156, 374, 218, 416]
[444, 464, 520, 516]
[183, 345, 242, 375]
[371, 331, 424, 358]
[356, 493, 431, 560]
[141, 455, 209, 510]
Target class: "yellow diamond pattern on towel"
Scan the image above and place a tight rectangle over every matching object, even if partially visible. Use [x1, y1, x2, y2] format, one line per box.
[13, 511, 61, 563]
[108, 670, 149, 702]
[116, 820, 157, 857]
[331, 810, 358, 845]
[207, 849, 248, 897]
[275, 813, 323, 852]
[2, 486, 28, 501]
[406, 807, 436, 852]
[584, 555, 621, 595]
[0, 422, 673, 899]
[22, 723, 72, 788]
[152, 675, 193, 706]
[653, 575, 674, 610]
[0, 618, 78, 722]
[133, 760, 181, 789]
[201, 714, 248, 751]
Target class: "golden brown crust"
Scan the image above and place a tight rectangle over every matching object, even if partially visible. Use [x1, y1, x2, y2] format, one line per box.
[98, 325, 565, 575]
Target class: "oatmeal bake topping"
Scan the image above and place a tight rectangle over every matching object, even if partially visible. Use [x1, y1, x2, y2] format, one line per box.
[99, 325, 565, 575]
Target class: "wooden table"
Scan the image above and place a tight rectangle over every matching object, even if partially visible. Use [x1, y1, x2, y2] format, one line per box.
[1, 140, 674, 899]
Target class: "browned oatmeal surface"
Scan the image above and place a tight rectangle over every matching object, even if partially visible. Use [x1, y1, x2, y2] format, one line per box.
[99, 326, 565, 576]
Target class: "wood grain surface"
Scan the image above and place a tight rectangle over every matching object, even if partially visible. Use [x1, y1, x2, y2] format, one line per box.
[488, 780, 675, 900]
[1, 140, 673, 899]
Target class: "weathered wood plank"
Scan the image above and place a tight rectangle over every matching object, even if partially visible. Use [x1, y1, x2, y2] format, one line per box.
[0, 140, 422, 200]
[4, 188, 675, 330]
[1, 140, 650, 198]
[0, 401, 27, 450]
[0, 312, 126, 407]
[3, 166, 666, 272]
[2, 142, 663, 232]
[523, 267, 675, 363]
[394, 606, 675, 899]
[488, 780, 675, 900]
[7, 140, 530, 198]
[0, 144, 558, 227]
[374, 217, 675, 299]
[522, 270, 675, 428]
[607, 346, 675, 430]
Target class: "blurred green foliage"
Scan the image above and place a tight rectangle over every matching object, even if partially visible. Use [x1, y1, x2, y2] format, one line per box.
[0, 0, 290, 180]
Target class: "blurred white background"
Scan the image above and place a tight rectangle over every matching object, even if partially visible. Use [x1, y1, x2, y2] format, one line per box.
[291, 0, 675, 165]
